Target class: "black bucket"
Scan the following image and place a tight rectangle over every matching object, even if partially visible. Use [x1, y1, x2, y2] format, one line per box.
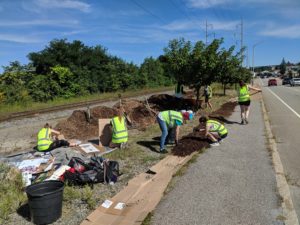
[26, 180, 64, 225]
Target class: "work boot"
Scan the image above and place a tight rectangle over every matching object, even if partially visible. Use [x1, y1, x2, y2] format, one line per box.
[241, 119, 245, 125]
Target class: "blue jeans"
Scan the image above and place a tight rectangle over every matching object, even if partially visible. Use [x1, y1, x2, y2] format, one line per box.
[157, 117, 168, 151]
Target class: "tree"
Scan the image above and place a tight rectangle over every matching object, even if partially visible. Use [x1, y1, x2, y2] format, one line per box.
[163, 38, 192, 84]
[279, 58, 287, 75]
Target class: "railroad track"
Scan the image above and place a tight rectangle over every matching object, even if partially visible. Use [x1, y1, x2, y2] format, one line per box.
[0, 89, 173, 122]
[0, 97, 116, 122]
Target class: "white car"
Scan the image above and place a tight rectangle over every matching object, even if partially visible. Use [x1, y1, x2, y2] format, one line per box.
[290, 78, 300, 86]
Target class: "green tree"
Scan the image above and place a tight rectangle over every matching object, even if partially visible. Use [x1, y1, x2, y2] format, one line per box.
[279, 58, 287, 75]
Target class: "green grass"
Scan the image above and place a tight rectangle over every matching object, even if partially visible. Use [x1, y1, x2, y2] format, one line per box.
[0, 86, 174, 118]
[0, 163, 27, 223]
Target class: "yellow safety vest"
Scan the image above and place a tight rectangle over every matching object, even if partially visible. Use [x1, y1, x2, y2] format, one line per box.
[111, 116, 128, 144]
[37, 128, 52, 151]
[238, 85, 250, 102]
[207, 120, 228, 136]
[161, 110, 183, 128]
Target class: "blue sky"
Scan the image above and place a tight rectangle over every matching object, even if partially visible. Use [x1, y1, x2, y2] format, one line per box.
[0, 0, 300, 72]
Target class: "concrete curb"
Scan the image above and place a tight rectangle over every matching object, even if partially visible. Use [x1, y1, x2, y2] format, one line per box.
[261, 99, 299, 225]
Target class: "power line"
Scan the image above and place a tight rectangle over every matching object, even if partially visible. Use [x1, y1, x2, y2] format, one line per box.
[130, 0, 167, 24]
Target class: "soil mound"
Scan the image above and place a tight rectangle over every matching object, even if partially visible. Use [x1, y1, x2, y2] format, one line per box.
[148, 94, 197, 111]
[91, 106, 118, 119]
[55, 94, 199, 141]
[55, 110, 98, 140]
[171, 101, 237, 156]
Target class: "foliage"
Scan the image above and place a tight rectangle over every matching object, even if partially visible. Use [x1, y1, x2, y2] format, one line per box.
[0, 37, 249, 106]
[279, 58, 287, 75]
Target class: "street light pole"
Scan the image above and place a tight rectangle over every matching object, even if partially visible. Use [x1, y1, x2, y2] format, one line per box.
[252, 41, 264, 75]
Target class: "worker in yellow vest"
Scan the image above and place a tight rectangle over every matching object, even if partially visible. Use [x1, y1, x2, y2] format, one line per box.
[195, 116, 228, 147]
[157, 110, 187, 153]
[110, 114, 128, 149]
[37, 123, 76, 152]
[238, 80, 261, 125]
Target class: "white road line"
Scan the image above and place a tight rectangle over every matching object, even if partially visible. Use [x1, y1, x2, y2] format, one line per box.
[267, 88, 300, 119]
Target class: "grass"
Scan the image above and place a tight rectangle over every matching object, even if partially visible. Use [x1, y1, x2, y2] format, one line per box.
[0, 86, 174, 118]
[0, 163, 27, 223]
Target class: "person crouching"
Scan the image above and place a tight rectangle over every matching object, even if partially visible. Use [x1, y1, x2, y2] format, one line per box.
[196, 116, 228, 147]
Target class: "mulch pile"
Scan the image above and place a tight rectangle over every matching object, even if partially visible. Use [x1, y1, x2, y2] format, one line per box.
[171, 101, 238, 157]
[55, 94, 197, 140]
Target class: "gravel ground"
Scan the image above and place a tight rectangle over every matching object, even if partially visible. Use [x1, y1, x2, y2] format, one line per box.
[151, 99, 284, 225]
[0, 92, 172, 156]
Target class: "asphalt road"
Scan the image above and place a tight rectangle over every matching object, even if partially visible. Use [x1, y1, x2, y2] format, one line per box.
[260, 77, 300, 220]
[151, 96, 283, 225]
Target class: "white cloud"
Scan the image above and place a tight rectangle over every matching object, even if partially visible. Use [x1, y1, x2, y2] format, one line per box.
[0, 34, 42, 43]
[0, 19, 79, 27]
[259, 25, 300, 39]
[35, 0, 91, 12]
[186, 0, 232, 8]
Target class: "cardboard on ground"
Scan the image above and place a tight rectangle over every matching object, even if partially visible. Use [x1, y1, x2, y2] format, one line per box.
[79, 143, 100, 154]
[99, 119, 112, 147]
[81, 153, 196, 225]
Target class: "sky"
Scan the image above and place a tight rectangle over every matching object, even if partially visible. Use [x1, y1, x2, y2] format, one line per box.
[0, 0, 300, 72]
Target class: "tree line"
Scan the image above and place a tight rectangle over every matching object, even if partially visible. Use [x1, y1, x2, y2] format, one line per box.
[0, 38, 251, 105]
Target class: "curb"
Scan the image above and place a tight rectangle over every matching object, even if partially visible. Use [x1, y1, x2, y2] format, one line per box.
[261, 99, 299, 225]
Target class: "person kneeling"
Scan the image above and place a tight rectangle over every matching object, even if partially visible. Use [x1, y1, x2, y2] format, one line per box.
[37, 123, 76, 152]
[196, 116, 228, 147]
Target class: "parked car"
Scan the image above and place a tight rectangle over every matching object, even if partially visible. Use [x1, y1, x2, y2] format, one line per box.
[268, 78, 277, 86]
[282, 77, 291, 85]
[290, 78, 300, 86]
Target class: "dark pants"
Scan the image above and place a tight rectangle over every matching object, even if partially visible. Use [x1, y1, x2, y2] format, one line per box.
[38, 140, 70, 152]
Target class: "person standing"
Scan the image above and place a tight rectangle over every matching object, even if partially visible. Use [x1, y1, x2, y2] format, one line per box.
[37, 123, 75, 152]
[203, 85, 213, 110]
[157, 110, 185, 153]
[237, 80, 261, 125]
[195, 116, 228, 146]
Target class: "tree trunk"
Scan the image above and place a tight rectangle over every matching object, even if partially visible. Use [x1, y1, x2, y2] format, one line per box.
[196, 86, 201, 110]
[223, 83, 226, 96]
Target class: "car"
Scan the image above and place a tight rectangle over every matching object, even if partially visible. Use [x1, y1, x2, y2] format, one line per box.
[282, 77, 291, 85]
[290, 78, 300, 86]
[268, 78, 277, 86]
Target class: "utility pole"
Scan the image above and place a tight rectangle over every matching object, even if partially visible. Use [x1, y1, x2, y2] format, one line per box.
[236, 18, 244, 66]
[205, 19, 214, 45]
[205, 20, 208, 45]
[240, 18, 243, 66]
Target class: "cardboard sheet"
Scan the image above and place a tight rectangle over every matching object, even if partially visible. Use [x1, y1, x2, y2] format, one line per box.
[81, 153, 196, 225]
[99, 119, 112, 147]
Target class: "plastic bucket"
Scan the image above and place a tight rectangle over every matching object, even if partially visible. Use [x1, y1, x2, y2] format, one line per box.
[26, 180, 64, 225]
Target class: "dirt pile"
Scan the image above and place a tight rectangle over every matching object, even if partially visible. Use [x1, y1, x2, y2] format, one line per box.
[171, 101, 237, 157]
[55, 110, 98, 140]
[148, 94, 197, 111]
[55, 94, 197, 140]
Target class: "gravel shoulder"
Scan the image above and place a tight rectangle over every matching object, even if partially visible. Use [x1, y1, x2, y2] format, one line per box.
[151, 99, 284, 225]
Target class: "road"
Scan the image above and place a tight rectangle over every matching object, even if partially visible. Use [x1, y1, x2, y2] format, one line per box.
[151, 94, 283, 225]
[260, 77, 300, 219]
